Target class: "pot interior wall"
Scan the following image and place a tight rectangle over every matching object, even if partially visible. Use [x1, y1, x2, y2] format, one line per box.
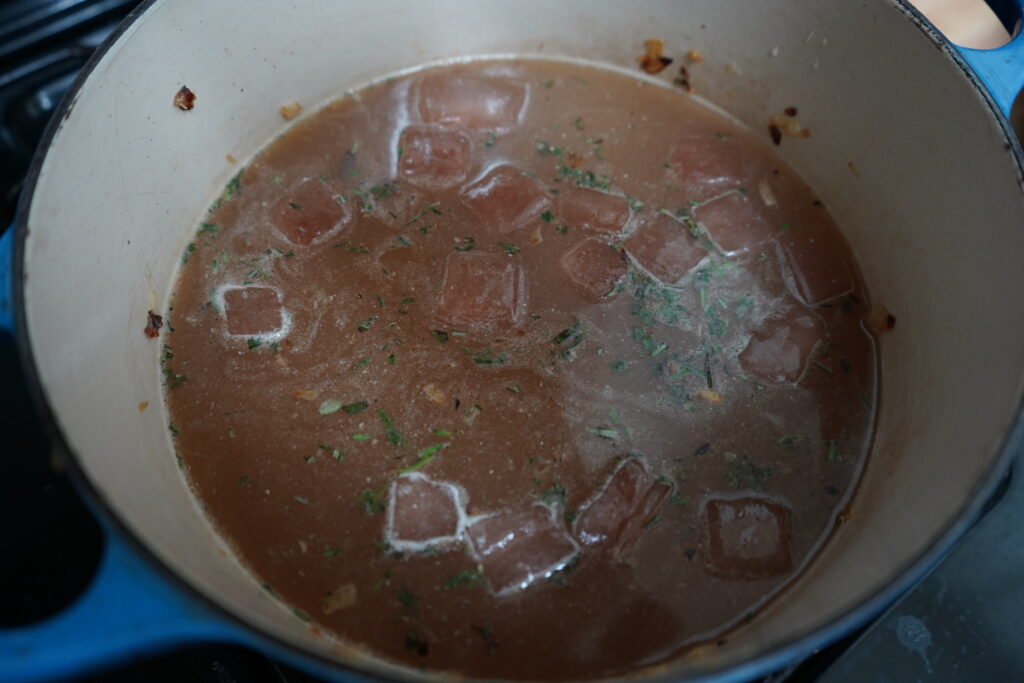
[20, 0, 1024, 678]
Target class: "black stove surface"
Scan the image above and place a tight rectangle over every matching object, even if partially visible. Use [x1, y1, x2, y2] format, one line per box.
[1, 2, 1020, 681]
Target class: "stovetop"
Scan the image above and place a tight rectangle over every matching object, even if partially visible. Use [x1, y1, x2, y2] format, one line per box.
[2, 1, 1023, 681]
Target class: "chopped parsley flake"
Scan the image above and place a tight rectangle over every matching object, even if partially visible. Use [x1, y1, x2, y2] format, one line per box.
[358, 488, 387, 514]
[445, 568, 484, 590]
[398, 443, 449, 474]
[377, 409, 405, 447]
[498, 242, 521, 255]
[465, 347, 508, 365]
[342, 400, 369, 415]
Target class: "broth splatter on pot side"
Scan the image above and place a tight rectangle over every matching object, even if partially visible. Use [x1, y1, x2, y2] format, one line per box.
[164, 59, 877, 680]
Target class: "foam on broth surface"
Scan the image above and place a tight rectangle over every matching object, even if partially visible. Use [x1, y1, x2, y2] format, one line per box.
[163, 58, 876, 679]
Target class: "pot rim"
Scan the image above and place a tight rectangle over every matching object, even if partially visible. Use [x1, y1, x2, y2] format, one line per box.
[11, 1, 1024, 680]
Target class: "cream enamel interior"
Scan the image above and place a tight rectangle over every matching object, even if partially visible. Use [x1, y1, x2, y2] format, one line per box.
[20, 0, 1024, 679]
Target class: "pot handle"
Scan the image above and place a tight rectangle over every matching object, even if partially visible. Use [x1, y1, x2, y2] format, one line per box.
[954, 1, 1024, 118]
[0, 512, 246, 682]
[0, 226, 13, 334]
[0, 227, 246, 680]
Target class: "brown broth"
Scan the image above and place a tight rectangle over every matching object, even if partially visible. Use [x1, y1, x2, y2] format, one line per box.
[164, 59, 877, 679]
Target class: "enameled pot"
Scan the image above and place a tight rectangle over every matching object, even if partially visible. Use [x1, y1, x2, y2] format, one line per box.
[2, 1, 1024, 680]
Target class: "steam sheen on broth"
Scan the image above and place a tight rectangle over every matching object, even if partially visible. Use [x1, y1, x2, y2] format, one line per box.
[163, 59, 877, 679]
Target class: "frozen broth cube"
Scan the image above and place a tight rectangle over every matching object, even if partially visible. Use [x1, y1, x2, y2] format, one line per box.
[460, 164, 551, 235]
[739, 307, 823, 384]
[555, 187, 630, 235]
[386, 473, 464, 551]
[560, 238, 627, 299]
[693, 192, 775, 253]
[417, 73, 527, 130]
[269, 178, 351, 246]
[220, 286, 286, 336]
[669, 135, 761, 201]
[777, 228, 854, 305]
[439, 252, 522, 324]
[398, 124, 472, 189]
[701, 496, 793, 580]
[465, 505, 579, 595]
[574, 458, 671, 557]
[625, 213, 708, 284]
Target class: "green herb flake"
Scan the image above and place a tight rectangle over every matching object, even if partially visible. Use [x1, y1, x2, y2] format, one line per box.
[358, 489, 387, 514]
[405, 628, 428, 655]
[432, 428, 452, 437]
[611, 359, 627, 372]
[372, 569, 394, 590]
[400, 296, 416, 304]
[333, 241, 370, 254]
[466, 347, 509, 366]
[378, 410, 405, 447]
[506, 384, 522, 394]
[474, 623, 498, 650]
[484, 132, 496, 147]
[432, 329, 450, 343]
[351, 433, 372, 442]
[539, 79, 555, 88]
[588, 427, 619, 440]
[828, 439, 842, 462]
[779, 435, 799, 446]
[341, 400, 369, 415]
[540, 210, 555, 223]
[293, 496, 310, 506]
[445, 568, 484, 590]
[643, 515, 662, 529]
[288, 201, 305, 210]
[199, 222, 218, 235]
[813, 360, 834, 374]
[539, 482, 567, 507]
[670, 493, 689, 506]
[222, 171, 242, 202]
[572, 117, 585, 130]
[293, 608, 311, 622]
[396, 586, 420, 609]
[180, 242, 196, 265]
[498, 242, 521, 256]
[398, 443, 449, 474]
[726, 456, 773, 490]
[387, 353, 396, 365]
[454, 236, 475, 252]
[247, 338, 262, 350]
[536, 140, 564, 157]
[357, 316, 377, 332]
[236, 475, 251, 489]
[556, 224, 568, 234]
[321, 546, 343, 558]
